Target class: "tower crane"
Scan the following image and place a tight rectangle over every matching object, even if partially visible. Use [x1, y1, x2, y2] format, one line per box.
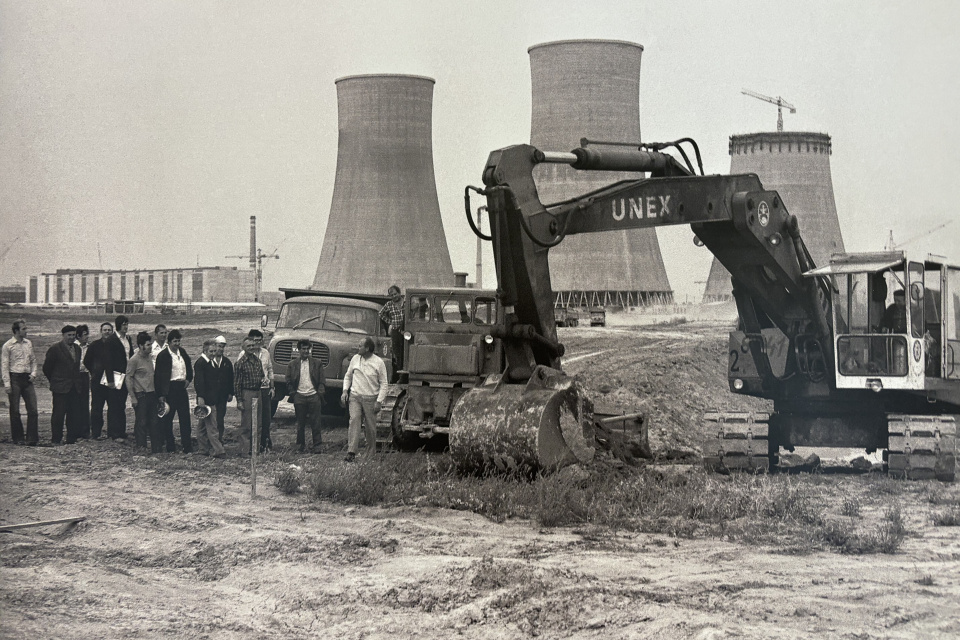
[885, 219, 954, 251]
[741, 88, 796, 132]
[227, 247, 280, 303]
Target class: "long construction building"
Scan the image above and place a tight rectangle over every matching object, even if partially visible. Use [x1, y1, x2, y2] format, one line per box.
[29, 266, 255, 304]
[529, 39, 673, 308]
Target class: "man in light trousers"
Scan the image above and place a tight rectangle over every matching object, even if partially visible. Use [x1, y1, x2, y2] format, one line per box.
[341, 336, 388, 461]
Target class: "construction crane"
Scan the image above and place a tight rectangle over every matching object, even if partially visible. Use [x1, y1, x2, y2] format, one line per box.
[226, 247, 279, 303]
[885, 220, 954, 251]
[742, 88, 796, 132]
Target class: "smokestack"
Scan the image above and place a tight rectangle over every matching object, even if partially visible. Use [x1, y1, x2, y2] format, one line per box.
[313, 74, 455, 295]
[529, 39, 672, 308]
[702, 132, 844, 301]
[249, 216, 257, 270]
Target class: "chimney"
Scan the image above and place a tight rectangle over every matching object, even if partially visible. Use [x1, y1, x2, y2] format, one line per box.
[528, 39, 672, 308]
[249, 216, 257, 271]
[313, 74, 455, 295]
[702, 132, 844, 302]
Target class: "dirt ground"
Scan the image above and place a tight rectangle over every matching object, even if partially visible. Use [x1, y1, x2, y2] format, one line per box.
[2, 312, 960, 639]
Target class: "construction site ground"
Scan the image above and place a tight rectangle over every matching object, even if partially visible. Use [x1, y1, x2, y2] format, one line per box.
[2, 309, 959, 639]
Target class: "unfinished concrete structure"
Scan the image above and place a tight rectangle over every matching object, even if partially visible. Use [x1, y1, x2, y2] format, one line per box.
[703, 132, 844, 301]
[529, 39, 672, 308]
[313, 74, 454, 295]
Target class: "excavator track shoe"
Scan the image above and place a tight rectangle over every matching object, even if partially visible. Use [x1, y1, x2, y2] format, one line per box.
[375, 384, 404, 450]
[887, 415, 957, 482]
[702, 411, 770, 473]
[449, 366, 594, 475]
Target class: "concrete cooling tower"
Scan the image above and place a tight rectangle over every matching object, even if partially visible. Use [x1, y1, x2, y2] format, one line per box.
[529, 39, 672, 308]
[702, 132, 844, 301]
[313, 74, 454, 295]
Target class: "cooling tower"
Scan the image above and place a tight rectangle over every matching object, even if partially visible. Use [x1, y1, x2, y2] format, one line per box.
[313, 74, 454, 294]
[702, 132, 844, 301]
[529, 39, 672, 308]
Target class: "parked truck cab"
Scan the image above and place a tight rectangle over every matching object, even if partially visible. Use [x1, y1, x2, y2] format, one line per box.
[266, 289, 392, 413]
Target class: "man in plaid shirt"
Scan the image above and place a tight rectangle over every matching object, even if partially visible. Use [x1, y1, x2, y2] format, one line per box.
[234, 337, 266, 455]
[378, 285, 404, 382]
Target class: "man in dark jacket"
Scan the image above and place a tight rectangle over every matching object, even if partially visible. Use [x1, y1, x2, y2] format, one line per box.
[286, 338, 326, 453]
[194, 339, 227, 457]
[154, 329, 193, 453]
[43, 325, 83, 445]
[83, 322, 129, 440]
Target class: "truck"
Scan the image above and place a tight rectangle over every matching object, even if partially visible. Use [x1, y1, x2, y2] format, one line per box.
[264, 288, 392, 414]
[553, 306, 581, 327]
[448, 140, 958, 480]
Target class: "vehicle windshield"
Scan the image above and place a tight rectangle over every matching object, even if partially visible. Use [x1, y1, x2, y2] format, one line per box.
[276, 302, 378, 334]
[408, 294, 498, 325]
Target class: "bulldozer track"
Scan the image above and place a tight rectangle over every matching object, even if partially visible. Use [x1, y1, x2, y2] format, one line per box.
[702, 411, 771, 473]
[887, 415, 957, 482]
[375, 384, 404, 449]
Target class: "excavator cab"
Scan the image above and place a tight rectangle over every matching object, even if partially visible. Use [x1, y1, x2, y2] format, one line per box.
[810, 251, 960, 393]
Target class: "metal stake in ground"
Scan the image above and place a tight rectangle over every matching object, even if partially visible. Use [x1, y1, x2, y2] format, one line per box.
[251, 394, 259, 498]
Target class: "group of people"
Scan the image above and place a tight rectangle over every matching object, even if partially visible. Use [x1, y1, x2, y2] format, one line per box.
[1, 318, 325, 457]
[4, 286, 401, 459]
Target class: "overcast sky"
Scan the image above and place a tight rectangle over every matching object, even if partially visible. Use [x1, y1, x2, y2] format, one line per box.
[1, 0, 958, 303]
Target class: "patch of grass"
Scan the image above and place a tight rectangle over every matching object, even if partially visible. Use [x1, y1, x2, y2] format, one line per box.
[299, 454, 916, 554]
[275, 466, 302, 495]
[841, 496, 862, 518]
[932, 507, 960, 526]
[915, 575, 935, 586]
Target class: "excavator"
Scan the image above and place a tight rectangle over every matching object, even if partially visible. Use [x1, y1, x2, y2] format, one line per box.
[449, 140, 959, 481]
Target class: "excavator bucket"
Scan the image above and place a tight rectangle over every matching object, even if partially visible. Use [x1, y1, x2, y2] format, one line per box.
[449, 365, 595, 475]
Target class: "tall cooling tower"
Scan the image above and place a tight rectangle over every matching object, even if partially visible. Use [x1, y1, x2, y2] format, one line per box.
[529, 40, 672, 308]
[702, 132, 844, 301]
[313, 74, 454, 294]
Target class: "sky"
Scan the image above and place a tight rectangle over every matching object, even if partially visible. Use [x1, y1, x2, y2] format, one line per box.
[1, 0, 959, 303]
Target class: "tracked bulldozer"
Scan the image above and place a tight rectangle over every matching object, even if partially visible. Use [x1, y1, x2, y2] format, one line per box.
[449, 140, 958, 480]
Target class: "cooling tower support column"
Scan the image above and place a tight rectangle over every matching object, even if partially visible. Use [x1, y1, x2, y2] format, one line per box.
[702, 132, 844, 302]
[313, 74, 454, 295]
[529, 39, 672, 309]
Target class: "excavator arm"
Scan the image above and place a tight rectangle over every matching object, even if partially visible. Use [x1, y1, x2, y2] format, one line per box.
[479, 143, 832, 385]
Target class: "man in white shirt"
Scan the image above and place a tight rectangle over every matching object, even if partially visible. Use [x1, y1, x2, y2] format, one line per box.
[2, 319, 39, 445]
[154, 329, 194, 453]
[150, 324, 168, 366]
[287, 338, 326, 453]
[247, 329, 274, 451]
[341, 336, 388, 461]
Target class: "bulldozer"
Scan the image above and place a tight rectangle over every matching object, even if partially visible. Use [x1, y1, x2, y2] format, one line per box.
[448, 140, 958, 481]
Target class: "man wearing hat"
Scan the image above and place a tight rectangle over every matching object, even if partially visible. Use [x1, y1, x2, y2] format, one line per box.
[126, 332, 161, 453]
[194, 339, 227, 457]
[42, 325, 83, 445]
[210, 336, 233, 442]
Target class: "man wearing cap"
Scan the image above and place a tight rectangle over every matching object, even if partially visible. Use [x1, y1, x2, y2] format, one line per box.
[194, 339, 226, 457]
[154, 329, 193, 453]
[234, 336, 265, 455]
[126, 332, 161, 453]
[287, 338, 326, 453]
[42, 325, 83, 445]
[379, 285, 404, 382]
[211, 336, 234, 441]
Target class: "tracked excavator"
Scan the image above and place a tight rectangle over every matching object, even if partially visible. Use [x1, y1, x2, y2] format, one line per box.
[449, 140, 959, 481]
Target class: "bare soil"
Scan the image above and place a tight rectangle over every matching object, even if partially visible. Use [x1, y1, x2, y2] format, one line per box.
[2, 313, 960, 639]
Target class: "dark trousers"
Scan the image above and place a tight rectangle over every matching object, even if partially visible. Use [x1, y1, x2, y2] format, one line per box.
[68, 374, 91, 438]
[294, 393, 322, 451]
[215, 399, 228, 441]
[91, 380, 127, 439]
[259, 388, 272, 451]
[390, 328, 404, 383]
[51, 389, 82, 444]
[133, 391, 160, 452]
[7, 372, 39, 444]
[159, 381, 191, 453]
